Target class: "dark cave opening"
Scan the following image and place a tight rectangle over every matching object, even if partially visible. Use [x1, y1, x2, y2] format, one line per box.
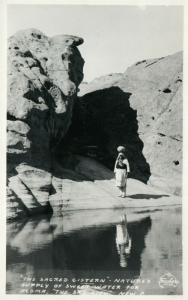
[56, 86, 151, 183]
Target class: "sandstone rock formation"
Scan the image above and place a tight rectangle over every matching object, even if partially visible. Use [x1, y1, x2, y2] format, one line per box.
[68, 52, 182, 195]
[7, 31, 182, 221]
[7, 29, 84, 219]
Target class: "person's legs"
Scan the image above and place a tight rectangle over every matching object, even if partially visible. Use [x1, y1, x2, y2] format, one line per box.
[117, 186, 123, 196]
[121, 184, 127, 197]
[121, 174, 127, 197]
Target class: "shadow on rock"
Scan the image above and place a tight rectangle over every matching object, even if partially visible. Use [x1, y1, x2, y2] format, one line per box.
[129, 194, 169, 200]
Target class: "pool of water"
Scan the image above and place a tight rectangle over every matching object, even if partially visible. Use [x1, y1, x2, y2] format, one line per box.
[6, 206, 182, 295]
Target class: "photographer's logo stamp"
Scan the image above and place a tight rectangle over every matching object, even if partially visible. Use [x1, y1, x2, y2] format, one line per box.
[159, 272, 179, 289]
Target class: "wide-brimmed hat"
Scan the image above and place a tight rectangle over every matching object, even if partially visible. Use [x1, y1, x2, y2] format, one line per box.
[117, 146, 126, 153]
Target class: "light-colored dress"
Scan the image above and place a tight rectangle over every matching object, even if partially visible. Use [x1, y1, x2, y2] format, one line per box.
[114, 157, 130, 187]
[116, 223, 132, 255]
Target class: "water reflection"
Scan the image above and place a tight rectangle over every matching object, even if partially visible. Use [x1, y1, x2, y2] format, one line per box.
[6, 207, 182, 295]
[7, 213, 151, 271]
[7, 217, 53, 255]
[116, 214, 132, 268]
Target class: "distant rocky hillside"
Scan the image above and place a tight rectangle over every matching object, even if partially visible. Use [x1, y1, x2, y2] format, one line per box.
[7, 29, 84, 219]
[67, 52, 182, 195]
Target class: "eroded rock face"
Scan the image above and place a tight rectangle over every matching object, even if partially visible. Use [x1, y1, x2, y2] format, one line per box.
[73, 52, 182, 195]
[7, 29, 84, 219]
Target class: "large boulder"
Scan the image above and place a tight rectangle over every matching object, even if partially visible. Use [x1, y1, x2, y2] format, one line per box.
[7, 29, 84, 219]
[70, 52, 182, 195]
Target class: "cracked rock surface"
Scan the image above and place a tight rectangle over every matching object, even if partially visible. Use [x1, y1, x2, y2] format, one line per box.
[7, 29, 84, 219]
[77, 52, 182, 195]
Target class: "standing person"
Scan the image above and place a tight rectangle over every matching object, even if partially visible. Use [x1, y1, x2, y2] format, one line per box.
[114, 146, 130, 197]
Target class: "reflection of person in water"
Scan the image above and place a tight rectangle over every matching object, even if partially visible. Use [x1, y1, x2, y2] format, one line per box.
[116, 214, 132, 268]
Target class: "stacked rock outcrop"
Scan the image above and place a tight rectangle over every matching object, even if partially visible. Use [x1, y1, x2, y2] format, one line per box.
[7, 29, 84, 219]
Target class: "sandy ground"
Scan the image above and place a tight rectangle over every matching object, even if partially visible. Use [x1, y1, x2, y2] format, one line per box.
[50, 155, 181, 213]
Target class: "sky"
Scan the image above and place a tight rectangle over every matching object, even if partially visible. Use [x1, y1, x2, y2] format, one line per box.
[7, 5, 183, 82]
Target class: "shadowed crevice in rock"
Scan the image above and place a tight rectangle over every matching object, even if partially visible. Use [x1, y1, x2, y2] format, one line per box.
[57, 87, 151, 183]
[18, 177, 43, 207]
[129, 194, 169, 200]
